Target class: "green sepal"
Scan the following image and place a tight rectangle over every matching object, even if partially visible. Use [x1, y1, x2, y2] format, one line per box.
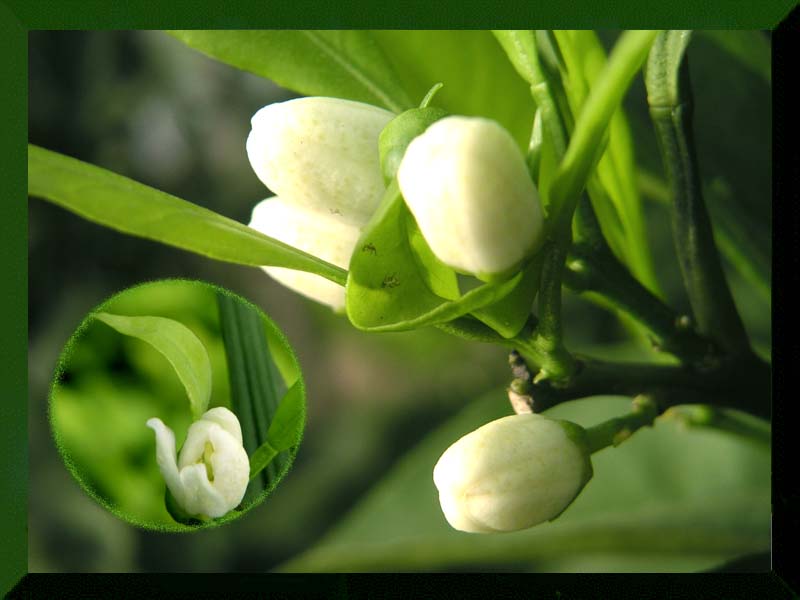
[379, 106, 449, 183]
[164, 487, 204, 526]
[346, 182, 521, 332]
[546, 419, 594, 523]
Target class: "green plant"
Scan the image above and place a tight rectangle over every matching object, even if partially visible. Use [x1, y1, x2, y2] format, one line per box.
[30, 30, 771, 568]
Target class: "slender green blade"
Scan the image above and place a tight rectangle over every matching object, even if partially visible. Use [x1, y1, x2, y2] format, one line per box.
[28, 145, 347, 286]
[169, 30, 413, 113]
[94, 312, 211, 420]
[217, 294, 299, 505]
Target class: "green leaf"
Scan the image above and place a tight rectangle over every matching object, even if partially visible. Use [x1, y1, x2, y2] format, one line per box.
[372, 31, 534, 148]
[94, 312, 211, 420]
[28, 145, 347, 286]
[345, 182, 522, 332]
[280, 394, 769, 572]
[216, 294, 302, 504]
[266, 381, 305, 453]
[168, 30, 413, 113]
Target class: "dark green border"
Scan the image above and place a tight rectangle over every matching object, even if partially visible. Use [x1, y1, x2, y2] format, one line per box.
[0, 2, 27, 596]
[2, 0, 794, 592]
[2, 0, 797, 28]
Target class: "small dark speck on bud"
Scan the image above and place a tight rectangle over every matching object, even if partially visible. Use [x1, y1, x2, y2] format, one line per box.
[382, 274, 400, 288]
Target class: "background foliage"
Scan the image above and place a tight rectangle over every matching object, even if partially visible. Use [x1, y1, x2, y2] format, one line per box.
[28, 30, 771, 572]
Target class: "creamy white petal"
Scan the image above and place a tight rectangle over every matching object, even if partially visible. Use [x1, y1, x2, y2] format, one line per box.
[146, 417, 185, 509]
[249, 197, 362, 311]
[201, 406, 243, 445]
[179, 462, 229, 518]
[247, 97, 393, 225]
[398, 116, 544, 279]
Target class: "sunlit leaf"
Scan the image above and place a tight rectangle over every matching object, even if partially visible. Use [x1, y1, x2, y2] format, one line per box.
[28, 145, 347, 286]
[94, 312, 211, 420]
[169, 30, 413, 113]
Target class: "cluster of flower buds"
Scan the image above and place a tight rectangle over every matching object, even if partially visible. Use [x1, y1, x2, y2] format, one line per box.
[245, 96, 545, 306]
[433, 414, 593, 533]
[147, 407, 250, 519]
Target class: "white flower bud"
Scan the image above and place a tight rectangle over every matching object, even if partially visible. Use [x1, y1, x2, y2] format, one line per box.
[397, 116, 544, 280]
[433, 414, 592, 533]
[246, 97, 394, 225]
[147, 407, 250, 519]
[248, 197, 361, 311]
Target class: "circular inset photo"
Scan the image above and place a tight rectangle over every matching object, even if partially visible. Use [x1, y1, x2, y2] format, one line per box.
[50, 279, 305, 531]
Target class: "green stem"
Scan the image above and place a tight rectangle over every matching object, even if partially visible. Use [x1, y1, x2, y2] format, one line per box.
[585, 395, 658, 453]
[646, 32, 750, 355]
[548, 30, 660, 237]
[567, 197, 713, 364]
[530, 354, 770, 421]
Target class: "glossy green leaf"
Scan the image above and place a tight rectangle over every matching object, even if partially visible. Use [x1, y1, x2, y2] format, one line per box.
[28, 145, 347, 286]
[168, 30, 413, 113]
[216, 294, 300, 504]
[372, 31, 534, 148]
[94, 312, 211, 420]
[281, 394, 769, 572]
[346, 182, 522, 332]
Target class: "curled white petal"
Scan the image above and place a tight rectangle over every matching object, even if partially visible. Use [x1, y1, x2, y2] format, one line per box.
[248, 197, 362, 311]
[148, 407, 250, 519]
[246, 97, 393, 225]
[146, 417, 186, 510]
[433, 414, 591, 533]
[398, 116, 544, 279]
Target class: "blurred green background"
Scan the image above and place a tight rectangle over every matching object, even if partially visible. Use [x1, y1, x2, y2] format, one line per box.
[28, 30, 771, 572]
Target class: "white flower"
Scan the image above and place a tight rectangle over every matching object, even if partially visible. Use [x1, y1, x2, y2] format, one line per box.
[147, 407, 250, 519]
[433, 413, 592, 533]
[397, 116, 544, 280]
[246, 97, 394, 308]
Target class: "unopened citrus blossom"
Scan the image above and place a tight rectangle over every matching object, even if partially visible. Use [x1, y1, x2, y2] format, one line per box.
[433, 413, 593, 533]
[397, 115, 544, 281]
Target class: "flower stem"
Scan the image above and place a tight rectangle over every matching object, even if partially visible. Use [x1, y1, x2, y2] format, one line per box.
[585, 395, 658, 453]
[566, 196, 713, 364]
[646, 31, 750, 355]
